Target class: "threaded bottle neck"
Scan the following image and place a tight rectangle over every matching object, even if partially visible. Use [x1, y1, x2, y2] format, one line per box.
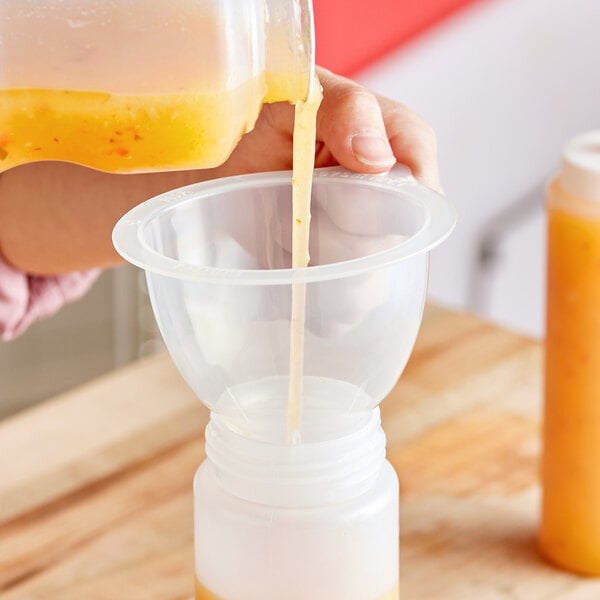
[205, 408, 386, 508]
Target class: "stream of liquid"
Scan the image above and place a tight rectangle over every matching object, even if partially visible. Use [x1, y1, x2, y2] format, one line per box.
[286, 76, 322, 444]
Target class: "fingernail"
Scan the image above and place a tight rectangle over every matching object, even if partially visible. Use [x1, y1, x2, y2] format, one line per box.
[351, 133, 396, 167]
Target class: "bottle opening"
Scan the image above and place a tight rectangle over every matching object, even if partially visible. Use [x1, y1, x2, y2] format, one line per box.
[560, 130, 600, 202]
[205, 406, 386, 507]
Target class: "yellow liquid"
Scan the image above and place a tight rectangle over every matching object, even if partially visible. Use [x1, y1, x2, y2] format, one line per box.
[0, 81, 266, 173]
[0, 73, 309, 174]
[540, 179, 600, 574]
[287, 77, 322, 442]
[195, 577, 400, 600]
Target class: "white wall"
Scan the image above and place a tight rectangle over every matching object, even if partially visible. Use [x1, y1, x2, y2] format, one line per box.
[356, 0, 600, 338]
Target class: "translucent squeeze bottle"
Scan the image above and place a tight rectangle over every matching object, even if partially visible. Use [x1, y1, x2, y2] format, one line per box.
[194, 407, 400, 600]
[0, 0, 312, 173]
[540, 130, 600, 574]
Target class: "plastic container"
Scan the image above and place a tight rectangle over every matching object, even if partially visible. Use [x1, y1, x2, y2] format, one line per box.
[195, 407, 399, 600]
[540, 130, 600, 574]
[0, 0, 313, 174]
[113, 165, 456, 598]
[113, 166, 456, 439]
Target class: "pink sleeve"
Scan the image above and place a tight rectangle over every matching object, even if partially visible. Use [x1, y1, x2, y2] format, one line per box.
[0, 256, 101, 341]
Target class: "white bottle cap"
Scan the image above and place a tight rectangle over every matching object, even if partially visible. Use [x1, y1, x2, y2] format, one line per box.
[560, 130, 600, 202]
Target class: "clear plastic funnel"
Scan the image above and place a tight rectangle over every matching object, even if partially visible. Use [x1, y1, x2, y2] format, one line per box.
[113, 166, 456, 443]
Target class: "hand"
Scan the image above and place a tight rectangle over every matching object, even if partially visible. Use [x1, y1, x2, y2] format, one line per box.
[212, 67, 442, 193]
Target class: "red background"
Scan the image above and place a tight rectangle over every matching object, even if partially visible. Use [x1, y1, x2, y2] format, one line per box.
[313, 0, 480, 75]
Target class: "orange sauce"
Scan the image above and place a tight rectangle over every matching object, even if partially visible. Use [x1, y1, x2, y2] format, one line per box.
[287, 76, 322, 443]
[195, 577, 400, 599]
[0, 72, 309, 174]
[540, 178, 600, 574]
[0, 80, 265, 173]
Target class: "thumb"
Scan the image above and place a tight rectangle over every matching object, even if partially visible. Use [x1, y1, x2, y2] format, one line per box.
[316, 68, 396, 173]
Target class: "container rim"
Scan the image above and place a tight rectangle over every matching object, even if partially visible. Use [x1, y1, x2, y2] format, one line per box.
[112, 165, 457, 285]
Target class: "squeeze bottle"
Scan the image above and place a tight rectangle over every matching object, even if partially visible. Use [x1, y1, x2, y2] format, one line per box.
[540, 130, 600, 574]
[194, 408, 400, 600]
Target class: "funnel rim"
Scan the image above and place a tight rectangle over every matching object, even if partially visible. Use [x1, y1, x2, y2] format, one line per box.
[112, 165, 456, 285]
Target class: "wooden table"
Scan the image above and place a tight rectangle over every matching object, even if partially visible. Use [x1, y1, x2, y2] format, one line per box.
[1, 305, 599, 599]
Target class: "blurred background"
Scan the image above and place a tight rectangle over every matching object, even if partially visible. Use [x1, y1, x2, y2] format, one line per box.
[2, 0, 599, 417]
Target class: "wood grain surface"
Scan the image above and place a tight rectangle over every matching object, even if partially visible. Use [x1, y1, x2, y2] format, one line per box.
[1, 305, 598, 599]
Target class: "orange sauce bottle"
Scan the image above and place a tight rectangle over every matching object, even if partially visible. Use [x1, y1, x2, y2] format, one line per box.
[540, 130, 600, 574]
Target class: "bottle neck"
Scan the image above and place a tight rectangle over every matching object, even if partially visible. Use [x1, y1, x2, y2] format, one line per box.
[263, 0, 314, 103]
[205, 408, 386, 508]
[558, 130, 600, 203]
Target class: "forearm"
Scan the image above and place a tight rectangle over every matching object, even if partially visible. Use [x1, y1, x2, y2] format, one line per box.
[0, 161, 213, 275]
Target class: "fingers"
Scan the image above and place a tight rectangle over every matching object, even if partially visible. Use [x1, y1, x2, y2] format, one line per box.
[316, 68, 396, 173]
[316, 67, 442, 193]
[376, 94, 442, 193]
